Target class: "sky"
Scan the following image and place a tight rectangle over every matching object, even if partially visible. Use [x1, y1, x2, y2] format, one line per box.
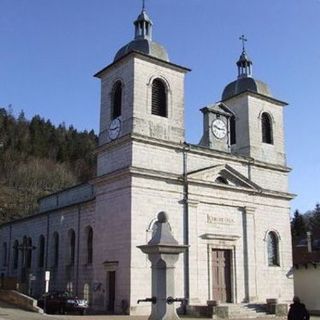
[0, 0, 319, 214]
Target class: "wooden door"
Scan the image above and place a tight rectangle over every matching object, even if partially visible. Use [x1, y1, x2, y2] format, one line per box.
[212, 249, 232, 303]
[108, 271, 116, 312]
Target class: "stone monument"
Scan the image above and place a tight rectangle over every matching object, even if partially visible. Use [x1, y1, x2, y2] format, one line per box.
[137, 212, 188, 320]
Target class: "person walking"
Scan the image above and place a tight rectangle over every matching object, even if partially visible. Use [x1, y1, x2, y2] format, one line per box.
[288, 296, 310, 320]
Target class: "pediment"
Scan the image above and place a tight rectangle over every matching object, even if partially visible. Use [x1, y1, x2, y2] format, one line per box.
[187, 164, 261, 191]
[201, 102, 235, 117]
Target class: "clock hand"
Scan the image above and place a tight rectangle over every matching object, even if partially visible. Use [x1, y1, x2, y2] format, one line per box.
[214, 125, 224, 131]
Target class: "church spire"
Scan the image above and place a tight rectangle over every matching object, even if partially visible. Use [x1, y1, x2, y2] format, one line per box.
[236, 35, 252, 79]
[134, 2, 153, 41]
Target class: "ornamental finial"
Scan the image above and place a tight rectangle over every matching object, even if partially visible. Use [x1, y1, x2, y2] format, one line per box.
[236, 35, 252, 78]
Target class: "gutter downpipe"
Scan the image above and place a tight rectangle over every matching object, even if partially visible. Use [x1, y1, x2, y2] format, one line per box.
[45, 213, 50, 270]
[182, 142, 190, 311]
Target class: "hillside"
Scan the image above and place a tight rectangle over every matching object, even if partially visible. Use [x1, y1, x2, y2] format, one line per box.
[0, 107, 97, 224]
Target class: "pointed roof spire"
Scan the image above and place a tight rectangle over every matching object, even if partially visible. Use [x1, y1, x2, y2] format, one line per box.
[134, 1, 153, 40]
[236, 35, 252, 79]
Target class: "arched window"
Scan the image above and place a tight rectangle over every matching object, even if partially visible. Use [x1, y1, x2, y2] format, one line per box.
[38, 235, 45, 268]
[68, 229, 76, 266]
[13, 240, 19, 269]
[52, 232, 59, 267]
[261, 112, 273, 144]
[152, 79, 167, 117]
[83, 283, 90, 304]
[66, 281, 73, 294]
[112, 81, 122, 120]
[2, 242, 7, 267]
[267, 231, 279, 266]
[21, 236, 27, 267]
[86, 227, 93, 265]
[215, 176, 228, 185]
[26, 237, 32, 269]
[230, 116, 236, 145]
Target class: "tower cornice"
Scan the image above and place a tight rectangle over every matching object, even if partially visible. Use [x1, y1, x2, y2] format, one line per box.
[94, 50, 190, 78]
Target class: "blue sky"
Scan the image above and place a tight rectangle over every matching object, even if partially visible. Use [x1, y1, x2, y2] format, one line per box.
[0, 0, 319, 213]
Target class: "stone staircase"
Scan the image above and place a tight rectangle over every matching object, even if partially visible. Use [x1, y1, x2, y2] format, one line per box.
[187, 302, 288, 319]
[213, 303, 276, 319]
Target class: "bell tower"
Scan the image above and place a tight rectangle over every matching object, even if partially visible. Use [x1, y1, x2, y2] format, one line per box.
[221, 37, 287, 166]
[94, 6, 189, 177]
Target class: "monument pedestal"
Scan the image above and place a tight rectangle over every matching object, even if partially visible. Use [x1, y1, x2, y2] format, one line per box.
[138, 212, 188, 320]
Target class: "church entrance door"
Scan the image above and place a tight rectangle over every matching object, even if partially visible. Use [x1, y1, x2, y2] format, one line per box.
[212, 249, 232, 303]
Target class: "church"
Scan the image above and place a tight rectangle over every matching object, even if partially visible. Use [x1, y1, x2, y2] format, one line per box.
[0, 5, 294, 315]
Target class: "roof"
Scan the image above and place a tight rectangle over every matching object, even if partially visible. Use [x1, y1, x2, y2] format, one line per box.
[293, 237, 320, 265]
[113, 8, 169, 63]
[114, 39, 169, 62]
[222, 77, 272, 101]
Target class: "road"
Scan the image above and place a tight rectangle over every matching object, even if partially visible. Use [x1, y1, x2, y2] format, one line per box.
[0, 301, 319, 320]
[0, 300, 146, 320]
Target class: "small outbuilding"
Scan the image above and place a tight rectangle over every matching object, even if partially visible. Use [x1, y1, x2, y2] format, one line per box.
[293, 232, 320, 314]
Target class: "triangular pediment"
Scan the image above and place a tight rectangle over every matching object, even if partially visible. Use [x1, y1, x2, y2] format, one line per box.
[201, 102, 235, 117]
[187, 164, 261, 191]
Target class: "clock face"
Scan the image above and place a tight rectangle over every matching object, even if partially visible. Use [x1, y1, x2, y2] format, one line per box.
[212, 119, 227, 139]
[108, 118, 121, 140]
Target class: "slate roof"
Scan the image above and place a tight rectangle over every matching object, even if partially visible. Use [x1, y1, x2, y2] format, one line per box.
[222, 77, 272, 101]
[114, 39, 169, 62]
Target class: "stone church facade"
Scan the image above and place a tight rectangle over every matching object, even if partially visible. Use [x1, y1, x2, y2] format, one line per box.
[0, 7, 294, 315]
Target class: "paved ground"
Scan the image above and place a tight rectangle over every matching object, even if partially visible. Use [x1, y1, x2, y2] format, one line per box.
[0, 301, 146, 320]
[0, 301, 319, 320]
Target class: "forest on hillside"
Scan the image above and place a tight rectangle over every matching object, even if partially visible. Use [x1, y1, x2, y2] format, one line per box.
[0, 106, 97, 224]
[291, 203, 320, 242]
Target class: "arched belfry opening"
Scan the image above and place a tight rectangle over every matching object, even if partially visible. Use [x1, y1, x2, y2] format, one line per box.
[152, 79, 167, 117]
[261, 112, 273, 144]
[112, 81, 122, 120]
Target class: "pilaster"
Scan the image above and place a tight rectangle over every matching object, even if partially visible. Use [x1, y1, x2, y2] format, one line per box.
[242, 206, 257, 302]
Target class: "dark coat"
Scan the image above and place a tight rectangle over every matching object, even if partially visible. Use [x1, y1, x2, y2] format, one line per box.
[288, 302, 310, 320]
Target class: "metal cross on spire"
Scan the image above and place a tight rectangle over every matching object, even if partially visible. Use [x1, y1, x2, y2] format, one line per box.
[142, 0, 146, 11]
[239, 35, 247, 52]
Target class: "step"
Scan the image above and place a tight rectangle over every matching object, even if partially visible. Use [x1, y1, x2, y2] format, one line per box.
[213, 303, 274, 319]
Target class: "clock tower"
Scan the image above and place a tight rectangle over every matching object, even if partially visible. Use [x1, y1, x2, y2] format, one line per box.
[199, 102, 234, 152]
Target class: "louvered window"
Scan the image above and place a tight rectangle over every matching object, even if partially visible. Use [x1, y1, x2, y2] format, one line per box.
[152, 79, 167, 117]
[262, 112, 273, 144]
[267, 232, 279, 266]
[112, 81, 122, 119]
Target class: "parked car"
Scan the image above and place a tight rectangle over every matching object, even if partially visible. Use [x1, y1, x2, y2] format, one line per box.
[37, 291, 88, 315]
